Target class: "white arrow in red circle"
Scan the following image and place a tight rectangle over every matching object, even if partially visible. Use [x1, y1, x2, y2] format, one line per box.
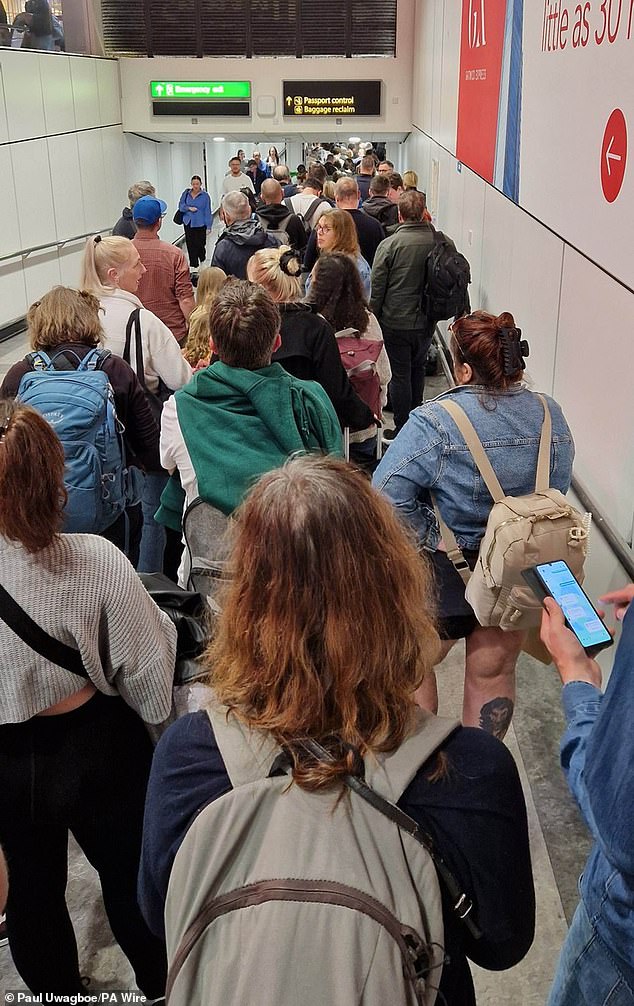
[601, 109, 627, 203]
[606, 135, 622, 176]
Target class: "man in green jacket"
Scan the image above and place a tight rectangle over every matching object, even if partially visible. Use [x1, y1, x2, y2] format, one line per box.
[370, 190, 448, 435]
[159, 280, 342, 533]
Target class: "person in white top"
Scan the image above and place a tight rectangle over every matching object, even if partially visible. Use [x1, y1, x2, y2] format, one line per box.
[222, 156, 255, 197]
[81, 235, 193, 575]
[287, 174, 332, 230]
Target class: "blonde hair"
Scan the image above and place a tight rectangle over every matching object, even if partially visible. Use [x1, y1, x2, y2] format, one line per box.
[323, 179, 336, 201]
[27, 287, 103, 350]
[247, 245, 302, 304]
[403, 170, 418, 190]
[208, 455, 440, 791]
[195, 266, 227, 308]
[80, 235, 135, 297]
[183, 268, 228, 367]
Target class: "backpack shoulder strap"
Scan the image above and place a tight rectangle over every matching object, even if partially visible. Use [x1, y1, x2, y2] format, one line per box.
[304, 197, 324, 225]
[208, 701, 281, 787]
[438, 400, 505, 502]
[25, 350, 52, 371]
[535, 394, 552, 493]
[283, 196, 294, 213]
[364, 707, 459, 801]
[77, 348, 111, 372]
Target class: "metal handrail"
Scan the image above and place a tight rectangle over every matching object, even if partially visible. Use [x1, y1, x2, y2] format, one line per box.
[431, 325, 634, 579]
[0, 228, 113, 265]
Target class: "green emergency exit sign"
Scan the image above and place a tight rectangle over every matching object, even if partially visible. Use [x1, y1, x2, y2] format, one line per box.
[150, 81, 251, 100]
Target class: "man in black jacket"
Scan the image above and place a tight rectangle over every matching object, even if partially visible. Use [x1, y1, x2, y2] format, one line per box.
[112, 180, 155, 239]
[212, 191, 282, 280]
[362, 174, 399, 228]
[256, 179, 307, 252]
[370, 190, 442, 434]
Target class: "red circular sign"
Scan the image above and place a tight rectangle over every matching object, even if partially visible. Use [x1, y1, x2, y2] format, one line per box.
[601, 109, 627, 203]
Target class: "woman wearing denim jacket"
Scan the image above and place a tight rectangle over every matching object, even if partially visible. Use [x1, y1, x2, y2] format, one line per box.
[541, 586, 634, 1005]
[373, 311, 574, 738]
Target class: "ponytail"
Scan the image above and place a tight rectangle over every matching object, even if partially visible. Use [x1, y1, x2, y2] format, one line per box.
[80, 235, 134, 296]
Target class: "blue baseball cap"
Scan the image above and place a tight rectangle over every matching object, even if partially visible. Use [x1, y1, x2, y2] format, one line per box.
[133, 196, 168, 224]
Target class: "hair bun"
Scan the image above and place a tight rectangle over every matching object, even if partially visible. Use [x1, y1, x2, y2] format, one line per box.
[279, 248, 302, 277]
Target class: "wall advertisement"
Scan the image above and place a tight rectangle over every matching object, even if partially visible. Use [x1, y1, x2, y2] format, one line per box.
[452, 0, 633, 288]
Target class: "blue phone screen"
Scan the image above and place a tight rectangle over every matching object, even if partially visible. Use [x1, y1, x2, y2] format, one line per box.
[537, 561, 611, 649]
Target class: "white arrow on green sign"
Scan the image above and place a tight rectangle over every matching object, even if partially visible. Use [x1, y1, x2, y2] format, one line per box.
[150, 81, 251, 100]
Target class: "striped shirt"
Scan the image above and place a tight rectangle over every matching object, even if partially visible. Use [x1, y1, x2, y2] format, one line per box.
[132, 230, 194, 345]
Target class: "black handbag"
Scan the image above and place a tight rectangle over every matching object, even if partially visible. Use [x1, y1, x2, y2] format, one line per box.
[173, 209, 184, 225]
[137, 572, 209, 684]
[123, 308, 173, 426]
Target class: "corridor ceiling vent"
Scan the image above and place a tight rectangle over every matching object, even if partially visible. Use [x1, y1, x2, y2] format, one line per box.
[102, 0, 397, 59]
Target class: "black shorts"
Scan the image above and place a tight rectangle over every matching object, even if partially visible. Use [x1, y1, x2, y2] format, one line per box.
[428, 548, 480, 640]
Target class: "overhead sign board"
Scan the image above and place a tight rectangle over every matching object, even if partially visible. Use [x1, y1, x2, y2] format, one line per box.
[150, 81, 251, 100]
[283, 80, 381, 117]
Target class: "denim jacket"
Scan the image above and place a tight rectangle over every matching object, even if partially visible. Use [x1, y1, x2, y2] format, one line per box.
[373, 384, 575, 550]
[559, 604, 634, 985]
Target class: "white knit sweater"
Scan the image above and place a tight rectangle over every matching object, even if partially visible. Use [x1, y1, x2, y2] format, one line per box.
[0, 533, 177, 724]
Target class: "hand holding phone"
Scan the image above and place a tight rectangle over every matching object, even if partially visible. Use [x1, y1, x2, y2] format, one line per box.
[540, 598, 602, 688]
[522, 560, 613, 658]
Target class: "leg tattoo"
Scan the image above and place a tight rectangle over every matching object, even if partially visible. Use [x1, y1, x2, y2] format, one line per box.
[479, 697, 514, 740]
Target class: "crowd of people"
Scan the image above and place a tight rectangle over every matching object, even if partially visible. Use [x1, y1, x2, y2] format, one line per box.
[0, 146, 631, 1006]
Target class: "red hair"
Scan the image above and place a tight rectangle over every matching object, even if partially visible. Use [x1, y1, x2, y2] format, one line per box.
[0, 401, 67, 552]
[451, 310, 522, 389]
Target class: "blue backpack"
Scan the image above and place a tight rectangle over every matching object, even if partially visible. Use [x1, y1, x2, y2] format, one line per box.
[17, 348, 135, 534]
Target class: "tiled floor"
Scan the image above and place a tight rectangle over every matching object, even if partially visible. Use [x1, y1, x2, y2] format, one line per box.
[0, 337, 591, 1003]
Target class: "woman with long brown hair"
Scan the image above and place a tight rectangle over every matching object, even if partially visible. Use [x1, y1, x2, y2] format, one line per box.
[305, 208, 372, 298]
[140, 455, 534, 1006]
[0, 400, 176, 995]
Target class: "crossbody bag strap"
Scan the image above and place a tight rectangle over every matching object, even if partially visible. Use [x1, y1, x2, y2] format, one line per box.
[438, 400, 505, 503]
[0, 585, 88, 679]
[534, 394, 552, 493]
[302, 738, 482, 941]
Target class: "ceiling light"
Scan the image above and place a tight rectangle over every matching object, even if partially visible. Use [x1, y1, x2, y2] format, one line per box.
[348, 136, 361, 143]
[212, 136, 225, 142]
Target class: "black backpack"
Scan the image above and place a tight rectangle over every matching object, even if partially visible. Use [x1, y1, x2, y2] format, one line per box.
[423, 230, 471, 323]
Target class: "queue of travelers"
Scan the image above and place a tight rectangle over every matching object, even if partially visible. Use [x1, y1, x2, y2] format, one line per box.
[0, 156, 630, 1006]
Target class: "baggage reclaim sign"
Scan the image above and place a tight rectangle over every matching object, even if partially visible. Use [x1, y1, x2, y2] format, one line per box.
[283, 80, 381, 117]
[150, 81, 251, 117]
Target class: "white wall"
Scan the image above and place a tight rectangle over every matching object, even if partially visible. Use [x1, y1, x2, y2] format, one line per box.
[407, 0, 634, 592]
[0, 49, 203, 329]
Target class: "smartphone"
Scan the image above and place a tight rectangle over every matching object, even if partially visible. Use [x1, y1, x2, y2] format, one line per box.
[522, 560, 613, 656]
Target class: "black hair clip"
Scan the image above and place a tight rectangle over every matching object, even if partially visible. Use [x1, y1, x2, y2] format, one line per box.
[500, 327, 529, 375]
[94, 234, 102, 244]
[279, 249, 302, 277]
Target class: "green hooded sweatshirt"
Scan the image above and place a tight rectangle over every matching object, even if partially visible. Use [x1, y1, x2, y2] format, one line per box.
[157, 361, 342, 528]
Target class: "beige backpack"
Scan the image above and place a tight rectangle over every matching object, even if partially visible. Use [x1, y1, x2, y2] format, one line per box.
[435, 395, 588, 631]
[164, 703, 468, 1006]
